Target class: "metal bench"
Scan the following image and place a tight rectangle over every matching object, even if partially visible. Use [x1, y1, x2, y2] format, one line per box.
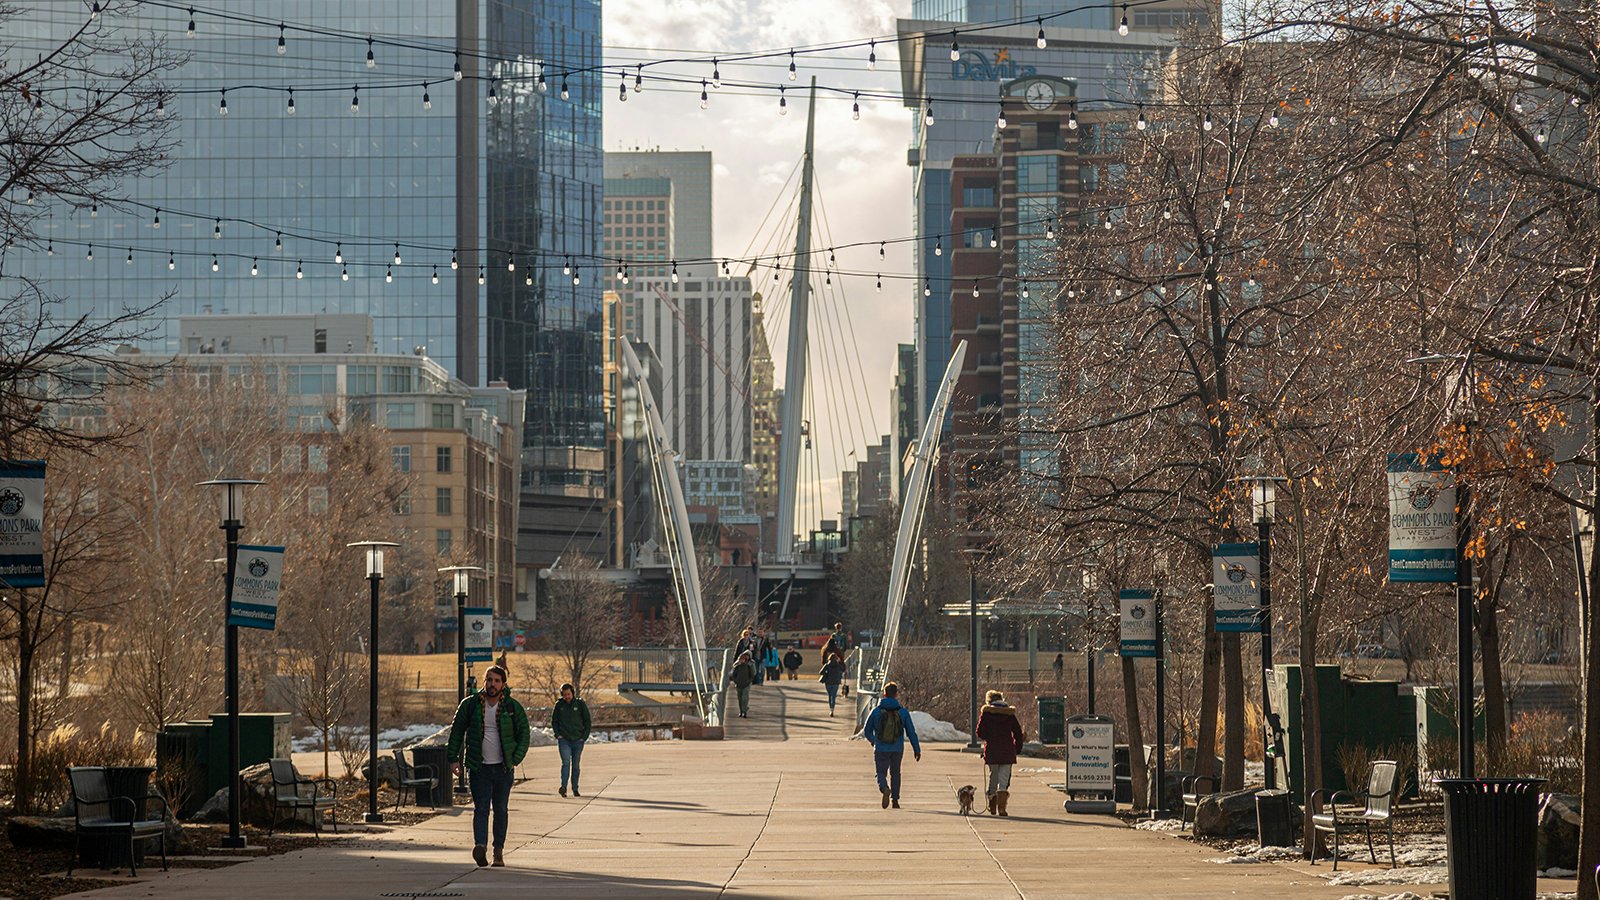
[393, 748, 437, 809]
[1310, 759, 1398, 870]
[66, 766, 169, 877]
[267, 758, 338, 836]
[1180, 773, 1217, 830]
[617, 681, 701, 696]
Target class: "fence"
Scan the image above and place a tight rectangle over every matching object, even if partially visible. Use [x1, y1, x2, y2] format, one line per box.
[613, 646, 731, 727]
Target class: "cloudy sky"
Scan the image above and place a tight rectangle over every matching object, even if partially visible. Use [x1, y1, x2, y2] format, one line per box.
[604, 0, 917, 528]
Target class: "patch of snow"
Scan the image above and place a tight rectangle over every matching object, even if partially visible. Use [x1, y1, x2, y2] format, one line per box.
[1207, 856, 1262, 864]
[908, 710, 972, 743]
[1325, 866, 1448, 886]
[1134, 818, 1186, 831]
[1249, 845, 1304, 861]
[1537, 894, 1577, 900]
[1015, 766, 1059, 774]
[1540, 868, 1577, 878]
[291, 723, 446, 753]
[1336, 893, 1427, 900]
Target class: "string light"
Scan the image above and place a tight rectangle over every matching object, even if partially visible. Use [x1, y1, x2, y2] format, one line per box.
[385, 267, 393, 283]
[700, 81, 709, 109]
[185, 7, 195, 36]
[1036, 18, 1047, 48]
[477, 266, 485, 286]
[296, 260, 303, 279]
[562, 257, 571, 276]
[1268, 110, 1278, 127]
[524, 272, 532, 286]
[155, 94, 166, 117]
[152, 208, 161, 228]
[454, 53, 463, 81]
[335, 243, 343, 264]
[213, 218, 221, 239]
[934, 238, 943, 256]
[537, 69, 547, 93]
[1021, 282, 1030, 298]
[852, 92, 860, 120]
[274, 232, 282, 251]
[572, 267, 581, 286]
[127, 248, 134, 265]
[1203, 110, 1213, 131]
[634, 65, 644, 92]
[86, 244, 93, 261]
[286, 88, 295, 115]
[560, 78, 569, 100]
[712, 59, 722, 88]
[1137, 106, 1147, 130]
[1536, 125, 1547, 144]
[878, 242, 886, 260]
[618, 73, 627, 102]
[365, 37, 376, 69]
[876, 274, 882, 292]
[422, 85, 431, 109]
[867, 40, 877, 70]
[950, 33, 961, 62]
[276, 24, 286, 55]
[46, 239, 53, 255]
[450, 249, 458, 270]
[217, 89, 227, 116]
[342, 266, 349, 281]
[90, 1, 100, 20]
[779, 86, 787, 115]
[996, 102, 1007, 130]
[924, 98, 935, 127]
[971, 281, 980, 298]
[168, 252, 175, 270]
[788, 50, 797, 81]
[394, 243, 403, 266]
[506, 252, 515, 271]
[350, 85, 359, 114]
[1068, 109, 1078, 130]
[250, 258, 258, 276]
[1118, 5, 1130, 35]
[924, 280, 931, 297]
[488, 80, 499, 105]
[432, 265, 440, 284]
[211, 254, 219, 272]
[90, 203, 97, 217]
[1045, 218, 1055, 240]
[671, 261, 679, 283]
[989, 232, 998, 248]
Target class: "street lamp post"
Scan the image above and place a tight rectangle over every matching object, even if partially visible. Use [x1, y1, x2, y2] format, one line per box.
[1081, 570, 1099, 716]
[962, 548, 983, 751]
[438, 565, 482, 795]
[1152, 548, 1170, 819]
[350, 541, 399, 824]
[1239, 474, 1286, 790]
[197, 478, 262, 850]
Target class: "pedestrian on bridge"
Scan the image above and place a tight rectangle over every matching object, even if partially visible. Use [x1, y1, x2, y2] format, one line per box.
[820, 652, 846, 715]
[782, 647, 802, 679]
[822, 622, 848, 662]
[763, 639, 782, 682]
[728, 651, 757, 717]
[552, 683, 591, 798]
[976, 690, 1026, 816]
[447, 664, 530, 868]
[862, 682, 921, 809]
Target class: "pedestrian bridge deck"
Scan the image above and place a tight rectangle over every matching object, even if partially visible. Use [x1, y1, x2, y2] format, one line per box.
[65, 683, 1513, 898]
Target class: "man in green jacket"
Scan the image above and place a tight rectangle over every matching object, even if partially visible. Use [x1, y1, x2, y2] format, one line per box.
[447, 664, 530, 867]
[552, 682, 591, 797]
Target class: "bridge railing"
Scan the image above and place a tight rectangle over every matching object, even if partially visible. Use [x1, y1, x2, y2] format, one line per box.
[613, 646, 731, 727]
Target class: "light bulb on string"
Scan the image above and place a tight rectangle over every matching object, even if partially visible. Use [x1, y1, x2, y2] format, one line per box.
[1268, 111, 1278, 127]
[572, 268, 581, 286]
[971, 281, 979, 298]
[477, 266, 485, 285]
[524, 272, 532, 286]
[276, 24, 286, 55]
[712, 59, 722, 88]
[218, 89, 228, 116]
[1036, 18, 1047, 48]
[825, 271, 831, 287]
[633, 64, 643, 92]
[489, 80, 498, 106]
[879, 242, 886, 260]
[722, 260, 730, 275]
[335, 243, 343, 264]
[788, 50, 797, 81]
[1045, 218, 1055, 239]
[394, 243, 403, 266]
[950, 34, 961, 61]
[989, 232, 998, 248]
[700, 81, 708, 109]
[1203, 110, 1213, 131]
[1537, 125, 1547, 144]
[562, 257, 571, 276]
[286, 88, 295, 115]
[454, 53, 463, 81]
[924, 98, 935, 127]
[537, 70, 547, 93]
[876, 274, 882, 292]
[852, 92, 861, 120]
[671, 261, 679, 283]
[342, 266, 349, 281]
[46, 239, 53, 256]
[91, 2, 100, 20]
[780, 87, 788, 115]
[996, 102, 1007, 130]
[274, 232, 282, 251]
[924, 280, 931, 297]
[450, 249, 458, 270]
[867, 40, 877, 70]
[155, 94, 166, 117]
[432, 266, 440, 284]
[829, 248, 837, 265]
[250, 258, 258, 276]
[1137, 106, 1147, 130]
[506, 252, 515, 272]
[1021, 282, 1030, 298]
[615, 263, 624, 281]
[934, 238, 943, 256]
[90, 203, 97, 217]
[422, 85, 431, 110]
[186, 8, 195, 36]
[152, 208, 161, 229]
[385, 267, 392, 283]
[1118, 6, 1130, 34]
[1068, 109, 1078, 130]
[365, 37, 376, 69]
[86, 244, 93, 261]
[1162, 208, 1172, 220]
[622, 266, 631, 284]
[618, 74, 627, 102]
[168, 252, 175, 270]
[211, 254, 219, 272]
[560, 78, 569, 100]
[350, 85, 359, 114]
[213, 219, 221, 239]
[127, 248, 134, 265]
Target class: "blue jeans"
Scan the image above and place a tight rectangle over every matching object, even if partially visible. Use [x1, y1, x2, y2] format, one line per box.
[558, 738, 585, 791]
[825, 682, 839, 709]
[874, 750, 903, 800]
[469, 762, 513, 849]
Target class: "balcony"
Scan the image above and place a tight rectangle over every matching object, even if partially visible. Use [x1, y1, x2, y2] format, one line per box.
[974, 352, 1004, 374]
[975, 315, 1002, 335]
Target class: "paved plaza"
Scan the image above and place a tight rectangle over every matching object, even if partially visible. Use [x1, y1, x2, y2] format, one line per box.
[62, 683, 1562, 898]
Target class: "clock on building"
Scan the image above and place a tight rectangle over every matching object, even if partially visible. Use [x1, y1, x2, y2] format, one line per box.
[1024, 81, 1056, 110]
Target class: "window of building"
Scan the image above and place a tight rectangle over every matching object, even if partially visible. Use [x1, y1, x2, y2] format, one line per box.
[308, 445, 328, 472]
[252, 448, 271, 474]
[436, 529, 452, 555]
[281, 446, 302, 472]
[431, 403, 454, 429]
[392, 445, 411, 471]
[314, 329, 327, 354]
[961, 184, 996, 208]
[1017, 155, 1058, 193]
[436, 487, 453, 516]
[308, 486, 329, 515]
[346, 365, 377, 395]
[436, 445, 453, 473]
[385, 402, 416, 428]
[393, 491, 411, 516]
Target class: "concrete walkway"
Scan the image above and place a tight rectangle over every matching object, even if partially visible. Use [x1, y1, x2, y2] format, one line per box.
[61, 683, 1552, 898]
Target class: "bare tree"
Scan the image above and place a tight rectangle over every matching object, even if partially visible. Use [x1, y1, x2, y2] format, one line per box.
[540, 555, 624, 695]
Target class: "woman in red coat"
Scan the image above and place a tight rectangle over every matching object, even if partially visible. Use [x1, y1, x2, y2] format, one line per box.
[975, 690, 1026, 816]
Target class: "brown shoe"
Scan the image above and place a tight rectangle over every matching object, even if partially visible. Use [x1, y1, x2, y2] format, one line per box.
[472, 844, 488, 867]
[492, 848, 505, 867]
[881, 788, 891, 809]
[891, 799, 901, 809]
[986, 793, 997, 815]
[997, 791, 1010, 817]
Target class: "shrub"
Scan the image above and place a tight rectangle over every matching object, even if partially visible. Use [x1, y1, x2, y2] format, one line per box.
[1334, 740, 1416, 798]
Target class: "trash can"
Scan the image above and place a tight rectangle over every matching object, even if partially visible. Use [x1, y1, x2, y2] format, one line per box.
[1255, 789, 1294, 847]
[409, 746, 454, 807]
[1437, 777, 1544, 900]
[83, 766, 156, 869]
[1037, 697, 1065, 745]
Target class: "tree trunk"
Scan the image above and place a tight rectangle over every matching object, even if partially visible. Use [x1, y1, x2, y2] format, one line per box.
[1478, 595, 1507, 771]
[15, 591, 34, 814]
[1222, 632, 1245, 790]
[1300, 617, 1323, 858]
[1578, 536, 1600, 900]
[1121, 654, 1148, 811]
[1196, 610, 1222, 784]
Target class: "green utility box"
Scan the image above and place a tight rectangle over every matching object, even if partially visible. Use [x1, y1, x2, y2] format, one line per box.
[1414, 685, 1486, 782]
[1268, 665, 1416, 803]
[1037, 696, 1065, 745]
[197, 713, 292, 799]
[156, 723, 212, 817]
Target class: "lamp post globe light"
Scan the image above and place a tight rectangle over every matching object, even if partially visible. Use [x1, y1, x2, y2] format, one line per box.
[196, 478, 263, 849]
[350, 541, 400, 824]
[437, 564, 482, 796]
[1151, 546, 1170, 818]
[1236, 473, 1286, 790]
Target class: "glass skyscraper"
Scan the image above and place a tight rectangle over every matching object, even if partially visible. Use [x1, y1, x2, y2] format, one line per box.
[7, 0, 603, 451]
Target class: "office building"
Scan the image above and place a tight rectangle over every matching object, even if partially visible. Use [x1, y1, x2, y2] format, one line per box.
[604, 151, 715, 262]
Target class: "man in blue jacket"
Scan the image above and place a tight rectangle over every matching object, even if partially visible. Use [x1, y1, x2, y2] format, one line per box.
[862, 681, 921, 809]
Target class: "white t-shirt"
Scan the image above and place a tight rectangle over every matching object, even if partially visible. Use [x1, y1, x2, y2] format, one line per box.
[481, 698, 503, 765]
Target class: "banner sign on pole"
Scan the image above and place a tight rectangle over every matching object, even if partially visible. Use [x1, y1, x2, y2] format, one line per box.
[463, 607, 494, 662]
[0, 461, 46, 588]
[1212, 542, 1261, 633]
[227, 544, 285, 630]
[1119, 589, 1156, 658]
[1387, 453, 1457, 583]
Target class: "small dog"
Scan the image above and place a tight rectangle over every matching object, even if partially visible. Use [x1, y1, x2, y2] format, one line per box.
[956, 784, 977, 816]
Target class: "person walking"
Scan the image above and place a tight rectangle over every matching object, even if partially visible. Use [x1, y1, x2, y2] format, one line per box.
[764, 640, 782, 681]
[446, 664, 530, 868]
[728, 650, 756, 717]
[819, 652, 846, 716]
[735, 627, 758, 660]
[821, 622, 848, 662]
[751, 634, 767, 685]
[975, 689, 1026, 816]
[782, 647, 803, 680]
[1052, 652, 1065, 682]
[861, 682, 920, 809]
[551, 682, 591, 798]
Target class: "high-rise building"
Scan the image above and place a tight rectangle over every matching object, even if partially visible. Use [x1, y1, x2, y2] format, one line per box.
[897, 14, 1201, 431]
[749, 293, 782, 549]
[890, 342, 919, 500]
[604, 151, 714, 262]
[9, 1, 604, 609]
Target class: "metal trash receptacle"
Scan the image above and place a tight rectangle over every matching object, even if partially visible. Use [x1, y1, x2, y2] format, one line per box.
[1037, 697, 1065, 745]
[1437, 777, 1544, 900]
[409, 746, 454, 807]
[1255, 789, 1294, 847]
